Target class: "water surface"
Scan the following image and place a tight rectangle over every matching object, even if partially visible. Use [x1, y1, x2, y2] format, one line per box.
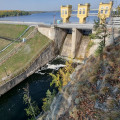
[0, 12, 98, 24]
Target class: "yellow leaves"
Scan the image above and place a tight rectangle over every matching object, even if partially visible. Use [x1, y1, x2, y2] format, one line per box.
[64, 59, 74, 73]
[50, 59, 74, 91]
[42, 98, 47, 102]
[50, 73, 61, 88]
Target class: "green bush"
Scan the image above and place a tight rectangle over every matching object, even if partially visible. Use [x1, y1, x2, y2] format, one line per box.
[95, 41, 105, 57]
[23, 84, 40, 120]
[93, 19, 100, 31]
[87, 40, 95, 51]
[42, 89, 56, 112]
[89, 33, 96, 39]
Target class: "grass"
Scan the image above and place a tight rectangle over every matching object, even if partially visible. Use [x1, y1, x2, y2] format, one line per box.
[0, 24, 28, 39]
[21, 26, 35, 39]
[0, 31, 50, 85]
[0, 26, 36, 60]
[0, 38, 11, 50]
[0, 42, 20, 58]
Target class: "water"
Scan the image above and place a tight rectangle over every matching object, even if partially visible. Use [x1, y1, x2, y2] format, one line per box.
[0, 57, 65, 120]
[0, 11, 99, 24]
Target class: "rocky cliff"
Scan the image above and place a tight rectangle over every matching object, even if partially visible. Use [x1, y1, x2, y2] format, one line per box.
[39, 37, 120, 120]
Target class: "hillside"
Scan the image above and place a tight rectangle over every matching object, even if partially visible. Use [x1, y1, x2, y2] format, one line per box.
[40, 38, 120, 120]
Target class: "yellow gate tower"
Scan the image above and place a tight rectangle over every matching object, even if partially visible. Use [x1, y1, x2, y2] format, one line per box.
[61, 5, 72, 23]
[98, 1, 113, 24]
[77, 3, 90, 24]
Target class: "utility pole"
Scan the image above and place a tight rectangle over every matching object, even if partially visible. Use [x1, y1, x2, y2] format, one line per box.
[53, 15, 56, 24]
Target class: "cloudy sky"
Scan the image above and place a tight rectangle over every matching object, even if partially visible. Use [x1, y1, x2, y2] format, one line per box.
[0, 0, 119, 11]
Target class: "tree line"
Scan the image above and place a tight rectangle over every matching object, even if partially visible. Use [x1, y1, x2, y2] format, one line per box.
[0, 10, 30, 18]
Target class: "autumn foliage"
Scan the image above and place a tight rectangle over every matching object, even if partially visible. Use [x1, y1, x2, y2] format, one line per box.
[0, 10, 30, 17]
[50, 59, 74, 91]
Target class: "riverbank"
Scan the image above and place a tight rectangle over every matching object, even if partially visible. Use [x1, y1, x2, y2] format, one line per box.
[0, 10, 30, 18]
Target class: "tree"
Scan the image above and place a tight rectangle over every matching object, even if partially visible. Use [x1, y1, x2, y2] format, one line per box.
[91, 20, 108, 46]
[23, 84, 40, 120]
[42, 89, 56, 112]
[93, 19, 100, 31]
[89, 20, 109, 58]
[50, 59, 74, 91]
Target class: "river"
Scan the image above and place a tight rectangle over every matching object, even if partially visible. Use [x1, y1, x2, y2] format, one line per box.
[0, 57, 65, 120]
[0, 11, 98, 24]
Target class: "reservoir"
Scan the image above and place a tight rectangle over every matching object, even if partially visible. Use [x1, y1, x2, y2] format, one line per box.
[0, 12, 98, 24]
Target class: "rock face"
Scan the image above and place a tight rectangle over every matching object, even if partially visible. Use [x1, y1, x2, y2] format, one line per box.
[39, 38, 120, 120]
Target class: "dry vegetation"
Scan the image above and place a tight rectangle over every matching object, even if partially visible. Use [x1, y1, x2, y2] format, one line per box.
[58, 42, 120, 120]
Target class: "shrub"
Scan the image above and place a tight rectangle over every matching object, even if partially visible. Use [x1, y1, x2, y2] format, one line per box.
[100, 86, 110, 95]
[42, 89, 56, 112]
[23, 84, 40, 120]
[50, 59, 74, 91]
[106, 97, 117, 109]
[89, 76, 98, 83]
[89, 94, 99, 101]
[95, 41, 105, 57]
[89, 33, 96, 39]
[86, 40, 95, 51]
[93, 19, 100, 31]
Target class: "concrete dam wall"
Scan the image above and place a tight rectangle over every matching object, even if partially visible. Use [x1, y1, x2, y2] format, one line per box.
[0, 42, 55, 96]
[38, 26, 67, 55]
[61, 29, 84, 58]
[38, 26, 90, 59]
[76, 36, 90, 59]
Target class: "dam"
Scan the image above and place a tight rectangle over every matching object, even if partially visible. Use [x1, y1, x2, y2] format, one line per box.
[0, 21, 120, 96]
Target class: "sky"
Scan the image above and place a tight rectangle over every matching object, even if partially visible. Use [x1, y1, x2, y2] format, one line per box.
[0, 0, 120, 11]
